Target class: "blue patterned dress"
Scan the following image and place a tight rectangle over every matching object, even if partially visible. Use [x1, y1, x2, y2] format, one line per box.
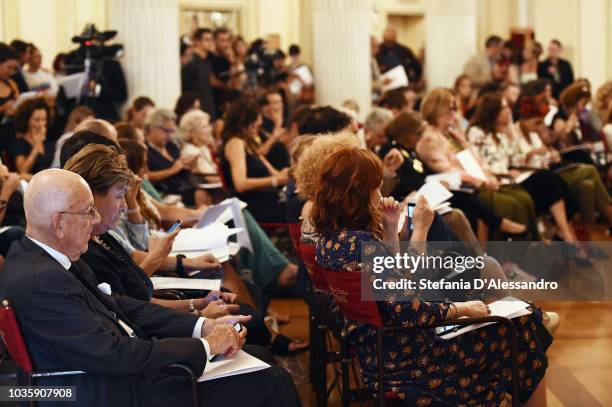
[316, 229, 551, 406]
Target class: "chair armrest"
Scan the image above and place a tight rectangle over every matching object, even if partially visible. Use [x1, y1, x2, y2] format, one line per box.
[153, 289, 187, 300]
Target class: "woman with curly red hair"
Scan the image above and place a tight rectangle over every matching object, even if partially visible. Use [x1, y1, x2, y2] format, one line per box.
[313, 146, 550, 406]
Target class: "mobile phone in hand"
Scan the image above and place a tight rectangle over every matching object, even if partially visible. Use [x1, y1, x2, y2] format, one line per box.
[407, 203, 416, 231]
[167, 220, 182, 233]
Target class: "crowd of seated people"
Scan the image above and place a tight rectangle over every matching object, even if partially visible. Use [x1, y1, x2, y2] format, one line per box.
[0, 23, 611, 407]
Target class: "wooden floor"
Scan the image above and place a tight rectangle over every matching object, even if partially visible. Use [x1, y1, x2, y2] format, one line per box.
[271, 227, 612, 406]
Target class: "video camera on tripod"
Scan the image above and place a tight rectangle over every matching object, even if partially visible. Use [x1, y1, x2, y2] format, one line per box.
[59, 24, 127, 121]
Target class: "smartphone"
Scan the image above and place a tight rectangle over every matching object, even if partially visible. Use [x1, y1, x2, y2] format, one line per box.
[407, 203, 416, 231]
[435, 324, 459, 336]
[167, 220, 182, 233]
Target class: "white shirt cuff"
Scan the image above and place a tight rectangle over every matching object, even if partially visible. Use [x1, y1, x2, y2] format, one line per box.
[192, 317, 211, 359]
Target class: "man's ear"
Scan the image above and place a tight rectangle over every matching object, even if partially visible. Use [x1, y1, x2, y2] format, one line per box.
[50, 214, 64, 239]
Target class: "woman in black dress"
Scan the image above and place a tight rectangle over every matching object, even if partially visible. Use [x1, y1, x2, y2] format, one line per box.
[0, 44, 20, 155]
[13, 97, 54, 179]
[219, 97, 288, 223]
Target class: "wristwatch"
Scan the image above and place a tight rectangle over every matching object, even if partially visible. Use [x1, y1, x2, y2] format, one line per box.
[176, 254, 187, 277]
[189, 299, 195, 312]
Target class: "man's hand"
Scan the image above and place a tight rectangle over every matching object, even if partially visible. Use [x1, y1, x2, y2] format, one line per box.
[204, 324, 242, 357]
[202, 314, 252, 336]
[201, 299, 240, 318]
[204, 290, 237, 304]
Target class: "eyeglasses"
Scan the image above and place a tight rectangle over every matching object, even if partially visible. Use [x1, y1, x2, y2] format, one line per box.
[156, 126, 176, 135]
[58, 205, 98, 220]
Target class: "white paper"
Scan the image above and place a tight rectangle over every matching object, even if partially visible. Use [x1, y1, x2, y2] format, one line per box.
[456, 149, 487, 181]
[57, 72, 87, 99]
[293, 65, 314, 86]
[425, 172, 462, 191]
[440, 297, 532, 340]
[170, 245, 231, 263]
[514, 171, 534, 184]
[198, 350, 270, 382]
[380, 65, 409, 93]
[150, 277, 221, 291]
[196, 198, 252, 253]
[198, 182, 223, 189]
[416, 180, 453, 208]
[172, 223, 230, 252]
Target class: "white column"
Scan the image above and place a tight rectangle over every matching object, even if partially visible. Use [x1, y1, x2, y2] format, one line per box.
[425, 0, 477, 90]
[108, 0, 181, 109]
[312, 0, 371, 118]
[515, 0, 530, 28]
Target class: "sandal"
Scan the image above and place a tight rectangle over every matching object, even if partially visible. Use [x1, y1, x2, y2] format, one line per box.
[269, 334, 309, 357]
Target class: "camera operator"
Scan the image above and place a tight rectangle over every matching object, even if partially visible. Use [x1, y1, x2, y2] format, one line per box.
[60, 24, 127, 123]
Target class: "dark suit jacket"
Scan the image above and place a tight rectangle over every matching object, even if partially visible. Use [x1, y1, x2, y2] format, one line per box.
[0, 237, 206, 406]
[537, 58, 574, 99]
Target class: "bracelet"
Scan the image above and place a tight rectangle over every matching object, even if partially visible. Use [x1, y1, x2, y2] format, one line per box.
[127, 207, 140, 214]
[189, 299, 195, 312]
[271, 175, 278, 188]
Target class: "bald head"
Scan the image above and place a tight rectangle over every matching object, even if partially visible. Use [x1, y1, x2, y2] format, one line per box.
[25, 169, 91, 232]
[383, 27, 397, 43]
[74, 119, 118, 141]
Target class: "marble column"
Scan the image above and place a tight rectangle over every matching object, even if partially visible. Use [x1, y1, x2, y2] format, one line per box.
[424, 0, 478, 90]
[107, 0, 181, 109]
[311, 0, 371, 118]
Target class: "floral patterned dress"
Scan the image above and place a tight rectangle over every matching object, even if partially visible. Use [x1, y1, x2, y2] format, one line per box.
[316, 229, 551, 406]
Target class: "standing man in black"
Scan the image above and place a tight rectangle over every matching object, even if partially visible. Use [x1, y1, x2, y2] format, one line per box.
[209, 28, 232, 116]
[0, 168, 301, 407]
[538, 39, 575, 100]
[181, 28, 217, 119]
[376, 26, 422, 85]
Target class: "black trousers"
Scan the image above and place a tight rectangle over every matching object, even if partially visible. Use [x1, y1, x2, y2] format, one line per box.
[519, 169, 575, 216]
[449, 191, 502, 231]
[140, 345, 302, 407]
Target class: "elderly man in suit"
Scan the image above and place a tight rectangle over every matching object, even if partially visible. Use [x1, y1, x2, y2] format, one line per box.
[0, 169, 301, 407]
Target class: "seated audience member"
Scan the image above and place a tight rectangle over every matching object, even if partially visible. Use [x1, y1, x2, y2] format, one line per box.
[144, 108, 206, 206]
[378, 88, 409, 117]
[0, 44, 20, 136]
[219, 97, 288, 223]
[126, 96, 155, 130]
[178, 109, 220, 182]
[0, 168, 301, 407]
[297, 105, 353, 135]
[23, 45, 58, 97]
[454, 74, 476, 120]
[174, 92, 201, 124]
[593, 81, 612, 133]
[550, 81, 597, 164]
[59, 129, 121, 169]
[467, 92, 580, 245]
[13, 97, 54, 179]
[115, 121, 145, 144]
[463, 35, 504, 90]
[312, 146, 551, 405]
[381, 111, 526, 239]
[63, 143, 307, 355]
[0, 165, 25, 264]
[512, 83, 612, 240]
[117, 139, 300, 310]
[258, 90, 291, 170]
[51, 106, 94, 167]
[417, 87, 539, 240]
[363, 107, 393, 151]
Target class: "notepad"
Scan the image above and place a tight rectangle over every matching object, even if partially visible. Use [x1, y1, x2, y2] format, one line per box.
[415, 180, 453, 209]
[380, 65, 409, 93]
[456, 149, 487, 181]
[150, 277, 221, 291]
[425, 172, 462, 191]
[439, 296, 532, 340]
[198, 350, 270, 382]
[172, 223, 231, 252]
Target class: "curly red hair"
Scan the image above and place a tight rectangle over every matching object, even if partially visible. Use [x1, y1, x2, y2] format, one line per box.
[310, 147, 384, 239]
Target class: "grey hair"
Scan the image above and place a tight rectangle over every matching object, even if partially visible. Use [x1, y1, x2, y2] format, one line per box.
[143, 108, 176, 133]
[364, 107, 394, 132]
[179, 109, 211, 143]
